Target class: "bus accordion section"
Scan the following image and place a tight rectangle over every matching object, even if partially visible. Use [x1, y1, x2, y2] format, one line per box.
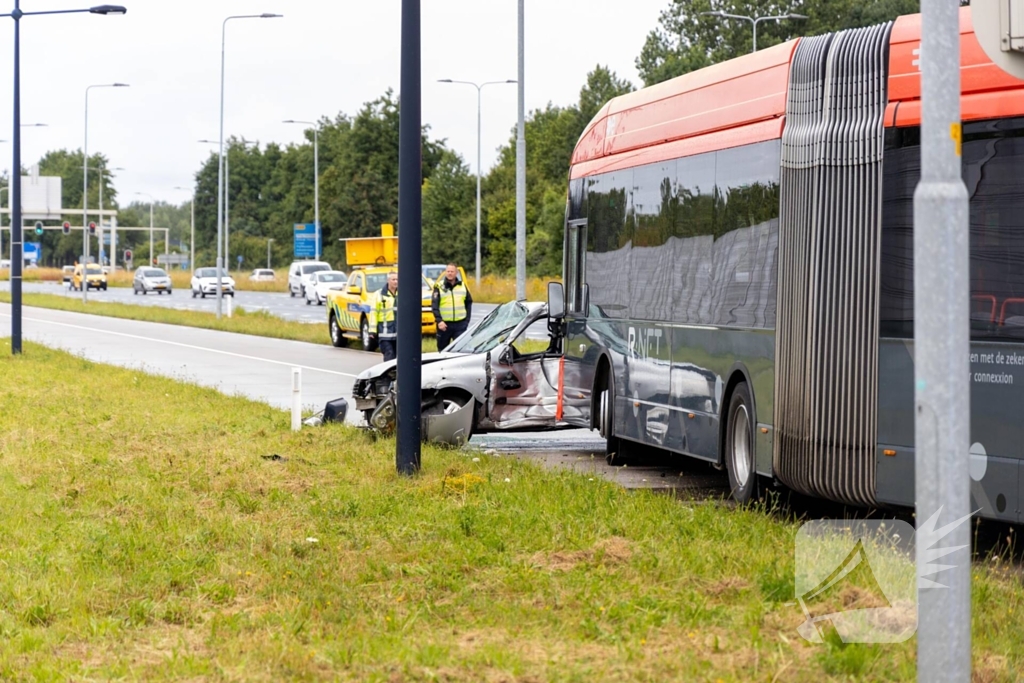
[774, 24, 893, 507]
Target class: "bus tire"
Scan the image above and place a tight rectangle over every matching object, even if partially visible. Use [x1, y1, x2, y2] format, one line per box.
[725, 382, 758, 504]
[599, 372, 629, 465]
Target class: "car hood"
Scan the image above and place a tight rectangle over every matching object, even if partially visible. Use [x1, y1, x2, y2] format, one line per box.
[356, 351, 474, 382]
[195, 277, 234, 284]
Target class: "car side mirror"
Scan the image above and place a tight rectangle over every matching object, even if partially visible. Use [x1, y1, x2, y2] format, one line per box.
[547, 282, 565, 319]
[348, 285, 362, 295]
[498, 345, 513, 366]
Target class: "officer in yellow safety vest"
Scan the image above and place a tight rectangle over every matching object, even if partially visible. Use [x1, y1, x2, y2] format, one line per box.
[371, 271, 399, 361]
[431, 262, 473, 352]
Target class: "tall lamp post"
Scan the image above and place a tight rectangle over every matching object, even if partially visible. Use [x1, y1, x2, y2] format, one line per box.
[282, 119, 321, 260]
[174, 185, 194, 271]
[216, 12, 282, 319]
[134, 191, 154, 265]
[83, 81, 129, 303]
[87, 164, 123, 267]
[266, 237, 273, 269]
[3, 6, 125, 331]
[699, 10, 807, 53]
[436, 79, 516, 287]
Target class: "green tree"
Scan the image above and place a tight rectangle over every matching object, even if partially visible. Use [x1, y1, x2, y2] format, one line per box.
[421, 150, 476, 269]
[636, 0, 921, 87]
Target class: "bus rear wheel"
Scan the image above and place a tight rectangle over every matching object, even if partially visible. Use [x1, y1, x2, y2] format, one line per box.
[725, 382, 758, 504]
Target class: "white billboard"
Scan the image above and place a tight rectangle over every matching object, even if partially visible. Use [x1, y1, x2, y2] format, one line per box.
[21, 175, 62, 220]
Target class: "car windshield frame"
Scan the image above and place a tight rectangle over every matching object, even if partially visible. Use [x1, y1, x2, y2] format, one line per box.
[196, 268, 229, 279]
[446, 301, 532, 354]
[316, 272, 346, 283]
[301, 264, 330, 275]
[143, 269, 167, 278]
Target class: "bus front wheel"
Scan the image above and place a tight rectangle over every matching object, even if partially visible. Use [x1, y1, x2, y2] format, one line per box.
[600, 374, 630, 465]
[725, 382, 758, 504]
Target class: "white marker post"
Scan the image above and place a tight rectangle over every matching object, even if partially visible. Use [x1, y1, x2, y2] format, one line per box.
[291, 367, 302, 431]
[914, 3, 971, 681]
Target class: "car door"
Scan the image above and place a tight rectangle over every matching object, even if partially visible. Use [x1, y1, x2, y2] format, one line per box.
[486, 316, 567, 430]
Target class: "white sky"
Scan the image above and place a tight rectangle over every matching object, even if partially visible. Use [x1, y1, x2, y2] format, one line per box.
[0, 0, 667, 207]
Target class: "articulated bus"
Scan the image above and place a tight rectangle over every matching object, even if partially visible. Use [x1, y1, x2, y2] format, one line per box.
[558, 7, 1024, 523]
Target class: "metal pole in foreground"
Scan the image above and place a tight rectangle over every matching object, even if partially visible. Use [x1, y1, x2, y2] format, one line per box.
[396, 0, 422, 475]
[10, 2, 22, 353]
[913, 2, 971, 681]
[515, 0, 526, 301]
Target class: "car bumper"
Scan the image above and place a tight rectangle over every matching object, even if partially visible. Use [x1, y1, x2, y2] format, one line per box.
[198, 285, 234, 294]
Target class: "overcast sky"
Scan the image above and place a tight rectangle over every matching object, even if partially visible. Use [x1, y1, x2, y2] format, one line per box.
[0, 0, 667, 208]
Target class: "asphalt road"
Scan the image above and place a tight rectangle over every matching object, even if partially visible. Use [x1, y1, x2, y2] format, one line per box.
[7, 281, 501, 327]
[0, 301, 728, 493]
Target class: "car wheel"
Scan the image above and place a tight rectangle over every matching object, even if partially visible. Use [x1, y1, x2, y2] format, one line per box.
[329, 313, 345, 348]
[306, 296, 311, 306]
[290, 287, 295, 298]
[201, 292, 206, 299]
[192, 289, 197, 298]
[133, 286, 138, 295]
[168, 290, 172, 296]
[102, 284, 107, 291]
[360, 317, 377, 352]
[725, 382, 758, 505]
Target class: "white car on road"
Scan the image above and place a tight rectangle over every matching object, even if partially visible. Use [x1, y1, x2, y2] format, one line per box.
[288, 260, 332, 298]
[305, 270, 348, 306]
[191, 267, 235, 298]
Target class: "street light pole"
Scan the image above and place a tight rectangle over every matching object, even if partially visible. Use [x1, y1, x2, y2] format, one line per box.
[699, 10, 808, 53]
[83, 82, 128, 302]
[134, 191, 153, 265]
[217, 13, 282, 320]
[515, 0, 526, 301]
[3, 3, 126, 352]
[436, 79, 516, 287]
[175, 185, 194, 270]
[267, 237, 273, 269]
[283, 120, 321, 260]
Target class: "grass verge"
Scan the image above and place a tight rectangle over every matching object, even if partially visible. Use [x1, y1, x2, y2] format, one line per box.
[1, 341, 1023, 680]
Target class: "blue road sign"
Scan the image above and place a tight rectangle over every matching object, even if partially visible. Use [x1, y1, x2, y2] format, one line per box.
[23, 243, 41, 263]
[293, 223, 320, 259]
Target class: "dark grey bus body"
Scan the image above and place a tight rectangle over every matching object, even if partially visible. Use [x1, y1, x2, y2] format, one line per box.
[562, 25, 1024, 523]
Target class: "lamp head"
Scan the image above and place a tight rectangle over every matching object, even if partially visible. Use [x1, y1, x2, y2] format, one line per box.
[700, 10, 725, 17]
[112, 83, 130, 87]
[260, 13, 283, 18]
[89, 5, 127, 15]
[788, 13, 809, 19]
[437, 79, 453, 83]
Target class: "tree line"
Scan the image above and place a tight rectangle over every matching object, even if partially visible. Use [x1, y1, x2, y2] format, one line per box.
[11, 0, 929, 273]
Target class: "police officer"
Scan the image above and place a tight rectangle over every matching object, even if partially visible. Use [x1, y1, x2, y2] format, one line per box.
[432, 262, 472, 352]
[372, 271, 399, 362]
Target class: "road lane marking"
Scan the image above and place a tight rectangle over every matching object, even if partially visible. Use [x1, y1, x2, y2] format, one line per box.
[0, 312, 361, 378]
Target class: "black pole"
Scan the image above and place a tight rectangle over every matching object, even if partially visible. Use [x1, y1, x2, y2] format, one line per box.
[396, 0, 422, 474]
[10, 3, 22, 354]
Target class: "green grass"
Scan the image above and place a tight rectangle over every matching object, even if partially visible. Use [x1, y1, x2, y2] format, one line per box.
[0, 341, 1023, 680]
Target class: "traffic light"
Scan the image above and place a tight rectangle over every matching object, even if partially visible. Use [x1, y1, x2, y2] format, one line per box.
[34, 221, 43, 236]
[124, 249, 132, 262]
[62, 221, 71, 235]
[88, 222, 96, 236]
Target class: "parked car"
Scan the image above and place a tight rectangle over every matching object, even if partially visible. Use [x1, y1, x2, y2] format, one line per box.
[249, 268, 276, 282]
[0, 259, 10, 270]
[288, 260, 332, 298]
[327, 268, 437, 351]
[352, 300, 582, 443]
[305, 270, 348, 306]
[72, 263, 107, 291]
[133, 267, 173, 295]
[62, 265, 74, 286]
[422, 263, 468, 287]
[191, 267, 235, 298]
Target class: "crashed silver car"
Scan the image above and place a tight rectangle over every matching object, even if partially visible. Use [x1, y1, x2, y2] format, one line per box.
[352, 300, 587, 443]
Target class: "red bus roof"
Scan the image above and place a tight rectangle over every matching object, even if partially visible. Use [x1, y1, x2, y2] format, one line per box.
[571, 40, 796, 178]
[571, 7, 1024, 180]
